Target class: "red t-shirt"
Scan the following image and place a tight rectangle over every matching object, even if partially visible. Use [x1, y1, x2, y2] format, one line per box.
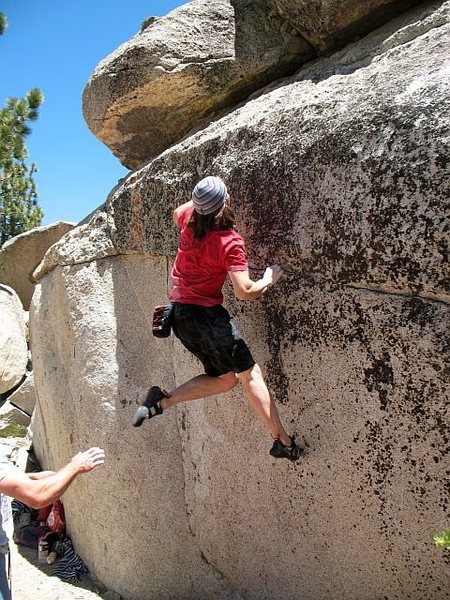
[169, 206, 248, 307]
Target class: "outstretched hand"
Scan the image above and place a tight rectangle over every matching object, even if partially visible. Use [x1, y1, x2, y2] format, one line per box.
[70, 447, 105, 473]
[263, 264, 284, 287]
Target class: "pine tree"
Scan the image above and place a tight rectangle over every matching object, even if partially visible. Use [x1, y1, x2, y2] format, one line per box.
[0, 87, 44, 246]
[0, 13, 44, 246]
[0, 13, 7, 36]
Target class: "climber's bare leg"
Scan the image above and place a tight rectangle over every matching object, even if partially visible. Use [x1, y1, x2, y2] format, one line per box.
[161, 372, 238, 410]
[238, 364, 291, 447]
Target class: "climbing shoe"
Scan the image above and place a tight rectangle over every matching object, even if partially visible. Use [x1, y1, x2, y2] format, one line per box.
[269, 437, 304, 462]
[132, 386, 167, 427]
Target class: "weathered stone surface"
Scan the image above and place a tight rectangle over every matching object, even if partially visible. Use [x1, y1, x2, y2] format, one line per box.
[30, 256, 239, 600]
[83, 0, 313, 169]
[33, 212, 117, 282]
[110, 1, 449, 303]
[0, 222, 75, 310]
[265, 0, 424, 52]
[82, 0, 422, 170]
[178, 286, 449, 600]
[0, 285, 28, 395]
[31, 2, 449, 599]
[7, 371, 36, 416]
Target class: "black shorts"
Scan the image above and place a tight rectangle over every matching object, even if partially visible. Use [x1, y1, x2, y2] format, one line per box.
[171, 303, 255, 377]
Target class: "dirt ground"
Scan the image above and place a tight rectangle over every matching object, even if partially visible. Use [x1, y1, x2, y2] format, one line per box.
[10, 542, 103, 600]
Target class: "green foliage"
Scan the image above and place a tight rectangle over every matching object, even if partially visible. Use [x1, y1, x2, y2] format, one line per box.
[0, 13, 7, 36]
[434, 529, 450, 549]
[0, 89, 44, 246]
[0, 422, 27, 438]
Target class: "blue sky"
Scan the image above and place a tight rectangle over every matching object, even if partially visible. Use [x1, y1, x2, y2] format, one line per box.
[0, 0, 184, 225]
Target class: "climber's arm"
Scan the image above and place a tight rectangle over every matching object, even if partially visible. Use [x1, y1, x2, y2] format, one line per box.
[229, 265, 284, 301]
[173, 200, 194, 226]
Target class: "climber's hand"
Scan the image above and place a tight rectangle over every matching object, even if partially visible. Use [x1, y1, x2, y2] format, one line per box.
[262, 264, 284, 287]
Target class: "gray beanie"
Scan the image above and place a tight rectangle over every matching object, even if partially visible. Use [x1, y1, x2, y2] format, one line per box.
[192, 176, 227, 215]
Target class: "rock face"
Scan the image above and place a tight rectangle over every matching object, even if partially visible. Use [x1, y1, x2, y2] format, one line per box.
[32, 2, 449, 600]
[7, 371, 36, 416]
[0, 221, 75, 310]
[265, 0, 424, 51]
[82, 0, 313, 169]
[0, 285, 28, 395]
[82, 0, 422, 169]
[30, 255, 239, 600]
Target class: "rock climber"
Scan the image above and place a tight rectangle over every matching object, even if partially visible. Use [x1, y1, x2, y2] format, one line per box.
[132, 175, 303, 462]
[0, 447, 105, 599]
